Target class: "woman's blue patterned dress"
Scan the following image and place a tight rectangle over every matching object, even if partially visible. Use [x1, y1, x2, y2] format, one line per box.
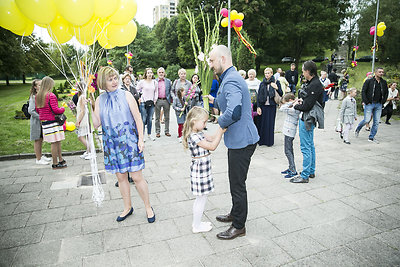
[99, 88, 145, 174]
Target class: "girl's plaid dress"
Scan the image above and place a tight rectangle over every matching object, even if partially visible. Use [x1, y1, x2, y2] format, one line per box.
[188, 132, 214, 196]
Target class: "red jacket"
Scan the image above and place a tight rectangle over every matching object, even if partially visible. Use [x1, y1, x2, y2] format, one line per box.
[36, 93, 65, 121]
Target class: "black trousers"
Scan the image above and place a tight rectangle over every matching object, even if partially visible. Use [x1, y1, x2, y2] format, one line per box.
[228, 143, 257, 229]
[381, 103, 393, 122]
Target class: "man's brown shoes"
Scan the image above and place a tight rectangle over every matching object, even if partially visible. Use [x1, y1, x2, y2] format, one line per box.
[216, 213, 233, 223]
[216, 225, 246, 240]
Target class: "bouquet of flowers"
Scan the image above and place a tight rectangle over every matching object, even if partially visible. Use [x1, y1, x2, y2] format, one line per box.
[179, 85, 197, 118]
[184, 6, 222, 112]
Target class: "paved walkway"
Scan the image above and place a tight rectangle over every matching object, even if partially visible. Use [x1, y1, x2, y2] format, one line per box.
[1, 100, 399, 266]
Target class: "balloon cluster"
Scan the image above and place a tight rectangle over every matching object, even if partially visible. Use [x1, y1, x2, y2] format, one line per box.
[351, 61, 358, 68]
[352, 46, 359, 52]
[125, 52, 133, 59]
[220, 8, 244, 31]
[0, 0, 138, 49]
[369, 22, 386, 37]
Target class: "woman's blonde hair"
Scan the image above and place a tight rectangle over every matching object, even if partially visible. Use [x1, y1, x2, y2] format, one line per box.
[178, 68, 186, 76]
[264, 67, 273, 74]
[36, 76, 55, 108]
[182, 106, 209, 149]
[247, 69, 256, 76]
[122, 73, 132, 82]
[97, 66, 119, 91]
[143, 68, 153, 80]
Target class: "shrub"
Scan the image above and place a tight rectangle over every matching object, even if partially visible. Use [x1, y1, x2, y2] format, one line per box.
[166, 64, 181, 81]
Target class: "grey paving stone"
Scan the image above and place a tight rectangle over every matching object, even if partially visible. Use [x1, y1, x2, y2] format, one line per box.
[21, 181, 52, 193]
[13, 176, 42, 184]
[283, 192, 322, 208]
[316, 199, 362, 221]
[167, 234, 214, 263]
[83, 249, 130, 267]
[154, 200, 193, 220]
[49, 195, 82, 208]
[240, 238, 293, 266]
[42, 219, 82, 241]
[281, 254, 327, 267]
[329, 183, 363, 197]
[0, 225, 44, 249]
[316, 246, 373, 267]
[0, 202, 18, 217]
[0, 177, 16, 186]
[0, 213, 30, 231]
[355, 209, 400, 231]
[63, 203, 97, 220]
[266, 211, 309, 234]
[262, 196, 299, 213]
[58, 233, 103, 263]
[82, 213, 119, 234]
[6, 191, 40, 204]
[13, 240, 61, 266]
[39, 188, 69, 199]
[378, 203, 400, 220]
[345, 179, 382, 192]
[361, 189, 400, 206]
[246, 217, 282, 240]
[14, 198, 50, 214]
[26, 207, 65, 226]
[346, 236, 400, 266]
[307, 187, 345, 202]
[0, 184, 23, 194]
[11, 169, 38, 178]
[272, 231, 327, 260]
[127, 241, 175, 266]
[139, 218, 181, 244]
[201, 250, 252, 267]
[292, 205, 333, 226]
[0, 247, 17, 266]
[103, 225, 143, 251]
[374, 228, 400, 250]
[247, 201, 274, 220]
[208, 192, 234, 209]
[156, 189, 188, 203]
[0, 171, 14, 179]
[340, 194, 382, 212]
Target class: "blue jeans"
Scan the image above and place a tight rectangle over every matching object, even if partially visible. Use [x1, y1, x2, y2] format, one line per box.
[289, 84, 296, 94]
[299, 120, 315, 179]
[140, 103, 155, 135]
[356, 103, 382, 140]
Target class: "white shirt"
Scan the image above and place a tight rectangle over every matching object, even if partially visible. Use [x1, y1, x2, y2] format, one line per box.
[384, 88, 398, 109]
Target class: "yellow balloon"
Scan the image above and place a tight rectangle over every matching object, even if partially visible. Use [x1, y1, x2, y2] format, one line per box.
[48, 15, 73, 44]
[377, 30, 384, 37]
[377, 22, 385, 27]
[53, 0, 94, 26]
[107, 20, 137, 47]
[73, 18, 101, 45]
[98, 32, 115, 49]
[237, 26, 242, 31]
[238, 12, 244, 20]
[0, 0, 29, 32]
[94, 0, 120, 19]
[109, 0, 137, 25]
[15, 0, 56, 25]
[221, 17, 229, 27]
[65, 121, 76, 131]
[12, 21, 34, 36]
[230, 10, 238, 20]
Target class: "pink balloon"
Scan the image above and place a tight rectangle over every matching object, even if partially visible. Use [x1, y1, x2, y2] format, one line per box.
[220, 8, 229, 18]
[369, 26, 375, 36]
[234, 19, 243, 28]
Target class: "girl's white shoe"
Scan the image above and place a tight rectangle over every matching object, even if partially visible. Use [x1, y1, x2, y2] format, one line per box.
[192, 222, 212, 233]
[41, 156, 51, 162]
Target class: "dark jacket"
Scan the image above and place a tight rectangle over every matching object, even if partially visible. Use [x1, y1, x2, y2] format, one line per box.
[294, 76, 324, 119]
[285, 70, 298, 86]
[303, 101, 324, 130]
[256, 76, 283, 107]
[121, 84, 140, 106]
[362, 77, 388, 105]
[328, 72, 338, 85]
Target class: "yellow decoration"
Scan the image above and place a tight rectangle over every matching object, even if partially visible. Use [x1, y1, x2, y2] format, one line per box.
[230, 10, 238, 21]
[107, 20, 137, 47]
[221, 17, 229, 27]
[94, 0, 120, 18]
[53, 0, 94, 26]
[0, 0, 30, 32]
[13, 21, 34, 36]
[15, 0, 57, 25]
[65, 121, 76, 131]
[48, 15, 73, 44]
[98, 30, 115, 49]
[238, 12, 244, 20]
[109, 0, 137, 25]
[73, 18, 100, 45]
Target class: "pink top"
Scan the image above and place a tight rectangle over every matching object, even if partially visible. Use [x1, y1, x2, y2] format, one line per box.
[137, 79, 158, 103]
[158, 79, 166, 98]
[36, 93, 65, 121]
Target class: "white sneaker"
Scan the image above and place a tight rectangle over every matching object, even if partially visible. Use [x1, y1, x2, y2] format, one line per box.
[80, 151, 89, 159]
[84, 153, 96, 160]
[192, 222, 213, 233]
[36, 158, 49, 165]
[368, 138, 379, 144]
[148, 135, 155, 141]
[178, 137, 182, 143]
[41, 156, 51, 162]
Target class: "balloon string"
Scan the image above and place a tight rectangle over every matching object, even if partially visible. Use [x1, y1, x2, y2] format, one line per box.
[233, 28, 257, 57]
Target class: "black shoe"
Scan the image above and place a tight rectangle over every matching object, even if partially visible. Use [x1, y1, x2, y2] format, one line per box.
[52, 163, 67, 169]
[115, 181, 119, 187]
[216, 213, 233, 223]
[290, 176, 309, 183]
[116, 207, 134, 222]
[216, 225, 246, 240]
[300, 172, 315, 178]
[115, 177, 134, 187]
[59, 159, 66, 165]
[344, 140, 351, 144]
[385, 122, 391, 125]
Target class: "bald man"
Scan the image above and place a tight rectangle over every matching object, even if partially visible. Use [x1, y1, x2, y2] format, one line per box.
[207, 45, 259, 240]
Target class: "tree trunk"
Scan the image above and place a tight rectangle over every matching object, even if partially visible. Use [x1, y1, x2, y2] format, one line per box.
[6, 75, 10, 86]
[22, 73, 26, 84]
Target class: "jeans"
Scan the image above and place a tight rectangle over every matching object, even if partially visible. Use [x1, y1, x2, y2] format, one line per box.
[289, 84, 296, 94]
[299, 120, 315, 179]
[284, 135, 296, 173]
[356, 103, 382, 140]
[140, 103, 155, 135]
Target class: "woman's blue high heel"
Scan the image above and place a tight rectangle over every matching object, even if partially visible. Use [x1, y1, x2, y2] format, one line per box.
[116, 207, 134, 222]
[147, 207, 155, 223]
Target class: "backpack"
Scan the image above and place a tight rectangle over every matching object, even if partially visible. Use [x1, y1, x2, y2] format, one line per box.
[21, 100, 30, 119]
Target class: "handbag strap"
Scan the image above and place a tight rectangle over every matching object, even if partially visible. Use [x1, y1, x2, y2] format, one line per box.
[48, 98, 55, 115]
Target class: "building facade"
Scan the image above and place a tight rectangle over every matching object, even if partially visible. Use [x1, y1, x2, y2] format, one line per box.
[153, 0, 178, 25]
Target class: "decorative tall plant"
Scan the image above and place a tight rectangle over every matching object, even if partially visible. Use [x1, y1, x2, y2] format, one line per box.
[184, 6, 222, 112]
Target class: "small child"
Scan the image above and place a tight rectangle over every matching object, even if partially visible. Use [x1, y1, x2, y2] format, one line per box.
[182, 106, 226, 233]
[172, 87, 188, 142]
[279, 93, 301, 178]
[340, 87, 357, 144]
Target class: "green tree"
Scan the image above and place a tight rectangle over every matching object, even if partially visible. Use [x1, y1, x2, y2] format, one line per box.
[0, 28, 25, 85]
[236, 31, 256, 71]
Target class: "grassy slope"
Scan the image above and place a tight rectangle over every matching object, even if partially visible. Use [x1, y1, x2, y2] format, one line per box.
[0, 80, 87, 156]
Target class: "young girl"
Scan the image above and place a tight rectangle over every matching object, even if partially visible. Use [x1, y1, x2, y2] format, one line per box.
[75, 82, 90, 159]
[182, 107, 225, 233]
[172, 87, 188, 142]
[340, 87, 357, 144]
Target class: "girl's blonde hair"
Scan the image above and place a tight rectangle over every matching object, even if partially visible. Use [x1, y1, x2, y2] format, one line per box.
[182, 106, 209, 149]
[36, 76, 55, 108]
[30, 79, 41, 96]
[97, 66, 119, 90]
[347, 87, 357, 93]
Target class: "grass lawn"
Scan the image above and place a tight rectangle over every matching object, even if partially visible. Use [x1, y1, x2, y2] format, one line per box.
[0, 79, 87, 156]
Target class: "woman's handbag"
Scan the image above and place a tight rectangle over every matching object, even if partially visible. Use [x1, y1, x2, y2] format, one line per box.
[273, 89, 281, 104]
[144, 100, 154, 108]
[49, 100, 67, 126]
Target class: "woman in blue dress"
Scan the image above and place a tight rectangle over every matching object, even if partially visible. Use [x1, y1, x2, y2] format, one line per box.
[92, 66, 155, 223]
